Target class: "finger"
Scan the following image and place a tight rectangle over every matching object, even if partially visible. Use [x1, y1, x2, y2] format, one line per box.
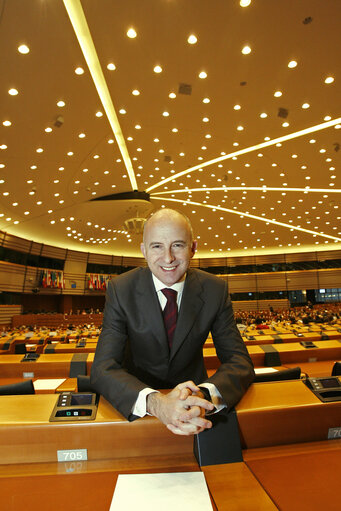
[176, 380, 200, 393]
[179, 408, 213, 428]
[182, 395, 215, 411]
[166, 422, 199, 436]
[184, 416, 213, 430]
[178, 387, 192, 401]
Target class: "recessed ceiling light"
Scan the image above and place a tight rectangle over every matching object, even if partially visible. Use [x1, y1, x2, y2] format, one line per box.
[302, 103, 310, 109]
[274, 91, 282, 97]
[75, 67, 84, 75]
[135, 124, 141, 129]
[78, 133, 85, 138]
[162, 111, 169, 117]
[132, 89, 140, 96]
[282, 122, 289, 127]
[288, 60, 297, 68]
[57, 100, 65, 107]
[95, 111, 103, 117]
[67, 151, 73, 156]
[18, 44, 30, 54]
[36, 148, 43, 153]
[324, 76, 334, 84]
[172, 128, 178, 132]
[107, 63, 116, 70]
[154, 65, 162, 73]
[169, 93, 176, 99]
[237, 125, 244, 131]
[199, 71, 207, 79]
[8, 88, 18, 96]
[241, 45, 251, 55]
[2, 120, 11, 127]
[127, 28, 137, 38]
[187, 34, 197, 44]
[260, 112, 267, 118]
[240, 0, 252, 6]
[45, 127, 52, 133]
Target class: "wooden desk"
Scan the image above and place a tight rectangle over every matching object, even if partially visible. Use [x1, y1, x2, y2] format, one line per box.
[284, 360, 339, 377]
[236, 379, 341, 448]
[0, 354, 79, 378]
[44, 342, 97, 354]
[244, 440, 341, 511]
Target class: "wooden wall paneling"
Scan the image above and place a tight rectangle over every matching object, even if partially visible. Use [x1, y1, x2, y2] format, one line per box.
[227, 274, 258, 293]
[41, 244, 66, 260]
[1, 232, 31, 252]
[0, 261, 25, 292]
[254, 272, 287, 292]
[285, 270, 319, 290]
[318, 268, 341, 288]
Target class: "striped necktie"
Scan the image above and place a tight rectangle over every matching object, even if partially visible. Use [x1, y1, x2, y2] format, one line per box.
[161, 288, 178, 348]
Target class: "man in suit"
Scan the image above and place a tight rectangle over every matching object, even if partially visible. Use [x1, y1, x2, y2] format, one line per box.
[91, 208, 254, 435]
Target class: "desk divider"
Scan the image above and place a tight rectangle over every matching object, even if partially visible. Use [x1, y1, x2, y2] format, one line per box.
[69, 353, 88, 377]
[260, 345, 281, 366]
[194, 408, 243, 467]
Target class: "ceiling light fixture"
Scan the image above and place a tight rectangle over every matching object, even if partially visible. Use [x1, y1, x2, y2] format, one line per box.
[64, 0, 138, 190]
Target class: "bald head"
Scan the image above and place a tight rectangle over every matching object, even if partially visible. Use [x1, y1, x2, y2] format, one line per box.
[143, 208, 193, 243]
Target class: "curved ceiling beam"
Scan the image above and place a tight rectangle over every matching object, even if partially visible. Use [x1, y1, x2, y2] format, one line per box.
[146, 118, 341, 193]
[63, 0, 138, 191]
[151, 196, 341, 243]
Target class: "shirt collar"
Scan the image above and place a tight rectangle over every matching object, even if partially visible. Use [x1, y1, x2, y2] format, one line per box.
[152, 273, 186, 294]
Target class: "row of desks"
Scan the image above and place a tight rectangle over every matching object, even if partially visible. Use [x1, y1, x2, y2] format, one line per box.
[0, 340, 340, 379]
[1, 321, 340, 354]
[0, 379, 340, 510]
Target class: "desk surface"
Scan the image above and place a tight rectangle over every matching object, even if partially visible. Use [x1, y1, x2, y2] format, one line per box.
[245, 440, 341, 511]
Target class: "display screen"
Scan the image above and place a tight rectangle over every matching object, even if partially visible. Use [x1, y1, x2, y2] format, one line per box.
[321, 378, 340, 389]
[70, 393, 93, 405]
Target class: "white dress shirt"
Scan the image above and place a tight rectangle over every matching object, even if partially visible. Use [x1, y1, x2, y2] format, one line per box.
[132, 274, 225, 417]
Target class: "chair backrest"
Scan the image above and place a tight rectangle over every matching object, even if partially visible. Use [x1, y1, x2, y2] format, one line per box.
[15, 343, 27, 354]
[331, 361, 341, 376]
[77, 374, 97, 393]
[0, 379, 35, 395]
[254, 366, 301, 383]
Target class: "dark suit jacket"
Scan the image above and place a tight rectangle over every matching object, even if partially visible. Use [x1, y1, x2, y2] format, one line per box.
[90, 267, 254, 420]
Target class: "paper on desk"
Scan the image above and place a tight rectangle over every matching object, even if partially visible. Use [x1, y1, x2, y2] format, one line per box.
[110, 472, 213, 511]
[254, 367, 279, 374]
[33, 378, 66, 390]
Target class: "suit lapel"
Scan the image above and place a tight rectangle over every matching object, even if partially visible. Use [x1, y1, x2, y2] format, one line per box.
[135, 268, 168, 350]
[170, 269, 204, 361]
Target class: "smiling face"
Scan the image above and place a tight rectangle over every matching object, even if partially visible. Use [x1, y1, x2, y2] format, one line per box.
[140, 209, 197, 286]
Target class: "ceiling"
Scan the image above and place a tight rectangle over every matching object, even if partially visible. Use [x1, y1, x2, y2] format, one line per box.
[0, 0, 340, 258]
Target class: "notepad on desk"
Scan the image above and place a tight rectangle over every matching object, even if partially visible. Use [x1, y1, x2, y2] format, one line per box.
[254, 367, 279, 374]
[110, 472, 213, 511]
[33, 378, 66, 391]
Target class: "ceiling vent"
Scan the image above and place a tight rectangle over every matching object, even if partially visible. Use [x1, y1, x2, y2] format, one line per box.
[178, 83, 192, 95]
[164, 155, 171, 162]
[278, 107, 289, 118]
[54, 116, 64, 127]
[123, 217, 146, 235]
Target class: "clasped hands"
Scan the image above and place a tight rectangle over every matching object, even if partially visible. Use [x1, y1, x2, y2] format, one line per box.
[146, 380, 214, 436]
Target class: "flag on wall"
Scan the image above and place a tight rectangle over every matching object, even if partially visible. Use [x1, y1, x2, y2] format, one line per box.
[39, 269, 65, 289]
[86, 273, 113, 290]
